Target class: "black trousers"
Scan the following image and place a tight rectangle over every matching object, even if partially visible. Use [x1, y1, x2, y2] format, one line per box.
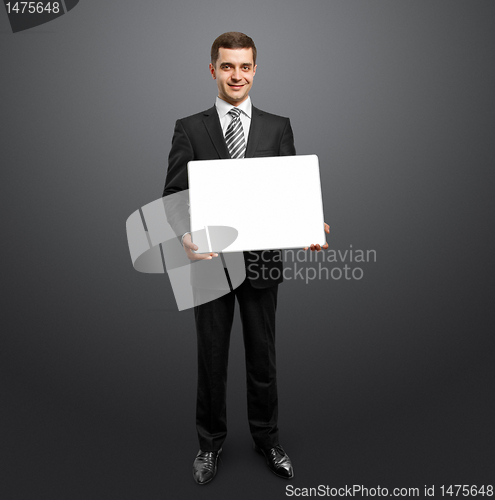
[193, 279, 279, 451]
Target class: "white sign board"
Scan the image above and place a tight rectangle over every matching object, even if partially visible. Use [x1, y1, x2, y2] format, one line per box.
[188, 154, 326, 253]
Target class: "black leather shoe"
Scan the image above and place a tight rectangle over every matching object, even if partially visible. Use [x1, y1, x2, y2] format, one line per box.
[254, 443, 294, 479]
[193, 448, 222, 485]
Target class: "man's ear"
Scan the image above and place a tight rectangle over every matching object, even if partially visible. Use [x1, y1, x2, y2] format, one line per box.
[209, 63, 216, 80]
[253, 64, 257, 76]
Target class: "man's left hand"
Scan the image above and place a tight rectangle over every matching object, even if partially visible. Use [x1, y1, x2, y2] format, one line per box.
[304, 222, 330, 251]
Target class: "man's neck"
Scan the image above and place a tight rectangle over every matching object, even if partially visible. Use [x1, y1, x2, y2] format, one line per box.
[217, 96, 251, 107]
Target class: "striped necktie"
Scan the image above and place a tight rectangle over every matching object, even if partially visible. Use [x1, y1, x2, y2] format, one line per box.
[225, 107, 246, 159]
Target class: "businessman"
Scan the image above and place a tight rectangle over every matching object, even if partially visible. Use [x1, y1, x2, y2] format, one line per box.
[163, 32, 329, 484]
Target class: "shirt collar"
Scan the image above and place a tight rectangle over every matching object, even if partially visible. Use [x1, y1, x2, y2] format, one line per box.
[215, 96, 252, 119]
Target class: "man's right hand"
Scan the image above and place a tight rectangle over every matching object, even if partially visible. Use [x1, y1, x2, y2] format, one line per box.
[183, 233, 219, 261]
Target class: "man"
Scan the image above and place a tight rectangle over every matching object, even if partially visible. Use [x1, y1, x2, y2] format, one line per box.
[163, 32, 329, 484]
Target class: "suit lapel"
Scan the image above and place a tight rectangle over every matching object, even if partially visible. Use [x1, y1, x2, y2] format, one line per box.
[245, 105, 264, 158]
[202, 107, 230, 159]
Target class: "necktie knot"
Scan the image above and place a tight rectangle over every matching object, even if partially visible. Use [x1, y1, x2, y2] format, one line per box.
[228, 107, 241, 119]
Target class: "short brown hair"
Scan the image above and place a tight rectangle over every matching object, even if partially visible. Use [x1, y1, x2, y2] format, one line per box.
[211, 32, 257, 66]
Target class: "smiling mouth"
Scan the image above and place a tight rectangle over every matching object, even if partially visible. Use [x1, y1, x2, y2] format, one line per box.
[228, 84, 244, 88]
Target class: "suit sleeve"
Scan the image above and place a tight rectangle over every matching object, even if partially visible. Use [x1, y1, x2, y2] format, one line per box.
[279, 118, 296, 156]
[162, 119, 193, 239]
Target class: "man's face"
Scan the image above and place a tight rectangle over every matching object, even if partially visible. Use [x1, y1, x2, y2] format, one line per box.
[209, 47, 257, 106]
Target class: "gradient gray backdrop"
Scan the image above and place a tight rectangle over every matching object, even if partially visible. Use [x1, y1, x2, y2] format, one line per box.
[1, 1, 494, 499]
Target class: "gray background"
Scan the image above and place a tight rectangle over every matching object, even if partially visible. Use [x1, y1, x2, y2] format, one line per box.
[1, 1, 494, 498]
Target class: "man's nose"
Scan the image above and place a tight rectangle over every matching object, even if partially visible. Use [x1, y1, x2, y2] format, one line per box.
[231, 68, 241, 81]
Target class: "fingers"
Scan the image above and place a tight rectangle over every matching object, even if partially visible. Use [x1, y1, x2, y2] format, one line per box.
[193, 252, 218, 260]
[306, 243, 325, 251]
[305, 222, 329, 251]
[189, 252, 219, 261]
[184, 243, 218, 261]
[182, 234, 220, 260]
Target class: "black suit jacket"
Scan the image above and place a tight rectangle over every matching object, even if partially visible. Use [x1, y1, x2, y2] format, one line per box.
[163, 104, 296, 288]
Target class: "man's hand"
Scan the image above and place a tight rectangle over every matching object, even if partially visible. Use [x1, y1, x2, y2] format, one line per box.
[304, 222, 330, 251]
[182, 233, 219, 261]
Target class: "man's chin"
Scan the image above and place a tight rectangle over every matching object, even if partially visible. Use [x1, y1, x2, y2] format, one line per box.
[228, 93, 246, 103]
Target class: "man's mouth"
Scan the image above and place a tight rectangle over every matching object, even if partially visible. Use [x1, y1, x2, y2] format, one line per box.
[228, 84, 244, 89]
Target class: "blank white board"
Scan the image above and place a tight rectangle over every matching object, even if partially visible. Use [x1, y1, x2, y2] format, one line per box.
[188, 154, 326, 253]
